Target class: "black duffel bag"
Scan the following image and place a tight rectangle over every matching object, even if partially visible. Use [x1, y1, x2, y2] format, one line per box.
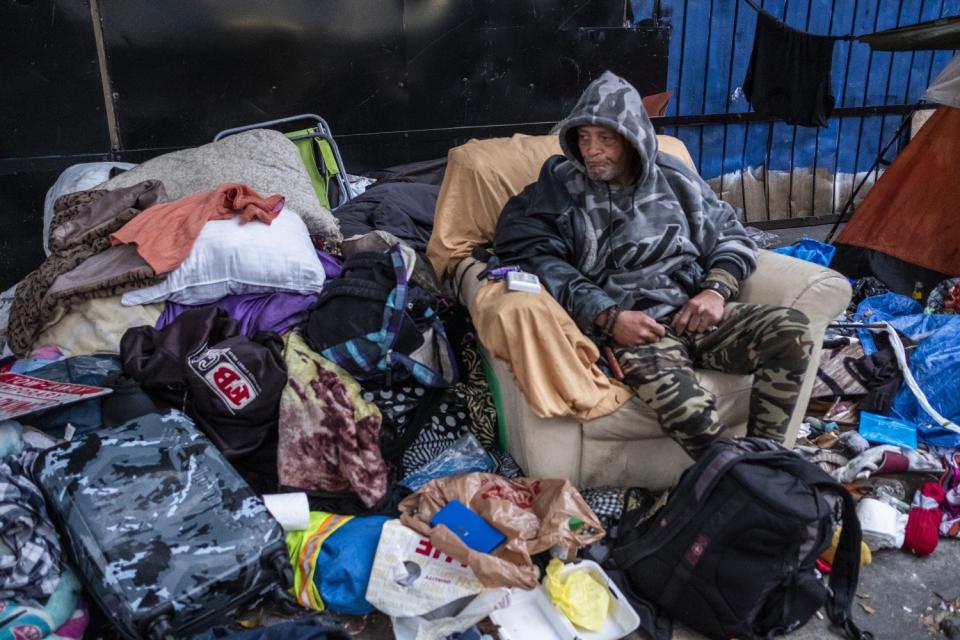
[612, 438, 873, 640]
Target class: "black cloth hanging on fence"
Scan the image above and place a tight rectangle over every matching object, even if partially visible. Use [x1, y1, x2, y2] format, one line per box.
[743, 9, 838, 127]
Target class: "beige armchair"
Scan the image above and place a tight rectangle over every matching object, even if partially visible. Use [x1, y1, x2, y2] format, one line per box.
[457, 250, 851, 489]
[427, 134, 853, 490]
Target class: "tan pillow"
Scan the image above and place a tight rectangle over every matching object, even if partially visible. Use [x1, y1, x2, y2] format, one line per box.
[426, 133, 695, 279]
[102, 129, 342, 248]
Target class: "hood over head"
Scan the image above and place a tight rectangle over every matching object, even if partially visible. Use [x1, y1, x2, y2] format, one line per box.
[557, 71, 659, 184]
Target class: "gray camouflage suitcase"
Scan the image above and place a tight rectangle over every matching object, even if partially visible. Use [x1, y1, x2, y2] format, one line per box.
[35, 410, 294, 640]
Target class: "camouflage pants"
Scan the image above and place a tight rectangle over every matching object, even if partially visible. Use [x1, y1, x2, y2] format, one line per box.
[614, 303, 813, 459]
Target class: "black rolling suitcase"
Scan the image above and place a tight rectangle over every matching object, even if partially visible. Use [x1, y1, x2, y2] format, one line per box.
[34, 410, 294, 640]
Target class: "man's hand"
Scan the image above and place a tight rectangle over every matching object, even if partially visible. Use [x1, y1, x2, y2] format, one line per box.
[671, 291, 725, 335]
[611, 310, 667, 346]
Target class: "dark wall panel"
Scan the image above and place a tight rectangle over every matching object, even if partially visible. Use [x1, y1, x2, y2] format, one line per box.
[403, 27, 668, 130]
[1, 0, 110, 291]
[99, 0, 665, 145]
[475, 0, 631, 28]
[0, 0, 109, 158]
[98, 0, 407, 149]
[1, 0, 668, 292]
[0, 168, 58, 286]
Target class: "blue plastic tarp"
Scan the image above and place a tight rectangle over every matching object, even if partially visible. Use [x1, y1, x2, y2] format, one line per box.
[772, 238, 836, 266]
[853, 293, 960, 446]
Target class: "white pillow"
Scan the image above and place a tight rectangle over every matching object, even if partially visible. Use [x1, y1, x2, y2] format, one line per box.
[122, 207, 325, 306]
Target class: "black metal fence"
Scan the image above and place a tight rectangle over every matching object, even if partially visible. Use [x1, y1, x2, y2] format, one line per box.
[638, 0, 957, 226]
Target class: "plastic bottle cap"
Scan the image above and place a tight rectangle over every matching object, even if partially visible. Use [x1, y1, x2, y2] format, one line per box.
[568, 517, 584, 531]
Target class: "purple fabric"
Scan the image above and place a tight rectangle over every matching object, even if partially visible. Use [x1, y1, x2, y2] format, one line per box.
[317, 250, 342, 279]
[157, 292, 317, 337]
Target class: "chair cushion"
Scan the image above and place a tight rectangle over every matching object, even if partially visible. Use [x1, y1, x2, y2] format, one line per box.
[582, 370, 753, 441]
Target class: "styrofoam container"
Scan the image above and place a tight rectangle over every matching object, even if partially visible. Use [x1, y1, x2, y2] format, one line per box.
[490, 588, 576, 640]
[490, 560, 641, 640]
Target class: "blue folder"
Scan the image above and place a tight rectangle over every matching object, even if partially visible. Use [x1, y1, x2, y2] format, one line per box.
[430, 499, 506, 554]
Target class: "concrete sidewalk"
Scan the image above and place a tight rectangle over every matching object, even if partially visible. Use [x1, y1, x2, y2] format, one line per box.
[670, 538, 960, 640]
[797, 537, 960, 640]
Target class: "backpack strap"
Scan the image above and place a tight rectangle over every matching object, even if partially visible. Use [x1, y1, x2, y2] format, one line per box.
[389, 306, 459, 387]
[824, 484, 875, 640]
[320, 245, 410, 383]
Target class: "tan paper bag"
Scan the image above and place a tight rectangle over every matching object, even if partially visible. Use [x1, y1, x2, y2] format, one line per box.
[398, 474, 605, 589]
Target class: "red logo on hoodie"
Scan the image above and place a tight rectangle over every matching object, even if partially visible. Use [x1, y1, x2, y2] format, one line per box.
[210, 364, 252, 408]
[188, 346, 259, 413]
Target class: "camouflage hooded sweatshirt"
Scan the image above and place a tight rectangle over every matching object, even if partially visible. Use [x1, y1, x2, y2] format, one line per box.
[494, 71, 757, 333]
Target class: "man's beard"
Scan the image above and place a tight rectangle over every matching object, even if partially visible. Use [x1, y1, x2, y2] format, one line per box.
[586, 162, 621, 183]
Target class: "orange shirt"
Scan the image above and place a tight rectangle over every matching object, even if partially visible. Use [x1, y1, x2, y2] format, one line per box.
[111, 183, 284, 274]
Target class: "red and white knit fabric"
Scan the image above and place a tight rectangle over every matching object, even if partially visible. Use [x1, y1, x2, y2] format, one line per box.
[902, 482, 946, 557]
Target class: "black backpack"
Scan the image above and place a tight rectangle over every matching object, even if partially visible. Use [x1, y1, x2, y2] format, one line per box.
[611, 438, 873, 640]
[304, 244, 456, 388]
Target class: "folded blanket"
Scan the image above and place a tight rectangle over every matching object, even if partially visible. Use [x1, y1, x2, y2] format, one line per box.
[7, 181, 166, 357]
[278, 332, 387, 507]
[102, 129, 342, 248]
[33, 296, 163, 357]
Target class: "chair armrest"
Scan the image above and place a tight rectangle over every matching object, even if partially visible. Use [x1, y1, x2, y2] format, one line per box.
[453, 257, 488, 316]
[740, 250, 852, 327]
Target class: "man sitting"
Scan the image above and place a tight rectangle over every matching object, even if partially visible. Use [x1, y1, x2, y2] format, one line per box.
[493, 71, 813, 459]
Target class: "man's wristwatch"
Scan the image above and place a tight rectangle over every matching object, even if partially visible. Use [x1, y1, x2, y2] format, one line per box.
[701, 280, 732, 301]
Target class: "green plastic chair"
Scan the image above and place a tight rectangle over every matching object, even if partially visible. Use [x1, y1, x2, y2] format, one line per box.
[284, 126, 341, 209]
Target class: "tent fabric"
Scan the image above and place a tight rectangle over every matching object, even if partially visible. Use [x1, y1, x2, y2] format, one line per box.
[835, 105, 960, 278]
[923, 54, 960, 109]
[857, 16, 960, 51]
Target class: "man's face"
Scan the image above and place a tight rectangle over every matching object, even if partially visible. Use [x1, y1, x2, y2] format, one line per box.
[577, 125, 634, 185]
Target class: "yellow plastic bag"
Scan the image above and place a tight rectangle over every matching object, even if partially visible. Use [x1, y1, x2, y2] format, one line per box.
[819, 526, 872, 567]
[543, 558, 610, 630]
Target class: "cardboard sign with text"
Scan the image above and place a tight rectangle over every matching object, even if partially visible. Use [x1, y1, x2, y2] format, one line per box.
[0, 372, 111, 421]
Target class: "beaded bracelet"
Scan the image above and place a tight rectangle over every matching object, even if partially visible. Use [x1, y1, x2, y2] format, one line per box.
[601, 306, 622, 336]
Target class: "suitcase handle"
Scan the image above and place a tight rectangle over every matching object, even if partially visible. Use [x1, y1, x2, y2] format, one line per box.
[267, 549, 294, 589]
[266, 549, 302, 613]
